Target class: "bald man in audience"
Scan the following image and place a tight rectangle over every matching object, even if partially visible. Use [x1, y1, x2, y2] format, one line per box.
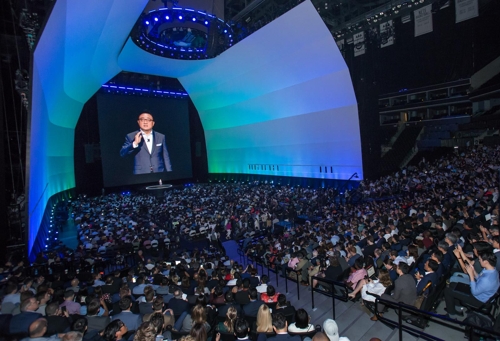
[23, 318, 61, 341]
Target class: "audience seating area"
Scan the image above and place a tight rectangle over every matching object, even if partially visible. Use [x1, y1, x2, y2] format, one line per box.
[2, 144, 500, 341]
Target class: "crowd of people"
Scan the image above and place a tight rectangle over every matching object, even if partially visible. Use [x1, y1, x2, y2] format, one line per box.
[1, 144, 500, 340]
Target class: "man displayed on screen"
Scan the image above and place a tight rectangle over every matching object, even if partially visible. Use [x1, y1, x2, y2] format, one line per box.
[120, 111, 172, 175]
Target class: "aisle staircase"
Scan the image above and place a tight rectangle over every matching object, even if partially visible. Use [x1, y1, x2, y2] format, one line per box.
[380, 125, 423, 173]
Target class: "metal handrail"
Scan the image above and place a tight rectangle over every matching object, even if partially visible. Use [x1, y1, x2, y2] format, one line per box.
[284, 267, 302, 300]
[310, 275, 349, 319]
[374, 296, 500, 341]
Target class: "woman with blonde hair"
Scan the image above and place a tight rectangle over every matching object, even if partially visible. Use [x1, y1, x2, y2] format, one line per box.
[256, 304, 273, 333]
[181, 304, 211, 333]
[216, 306, 237, 333]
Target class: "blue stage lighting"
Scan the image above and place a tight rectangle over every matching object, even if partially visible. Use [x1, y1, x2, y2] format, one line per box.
[192, 17, 196, 22]
[204, 20, 208, 25]
[154, 17, 158, 21]
[165, 15, 170, 20]
[179, 15, 183, 20]
[145, 20, 150, 25]
[224, 29, 227, 33]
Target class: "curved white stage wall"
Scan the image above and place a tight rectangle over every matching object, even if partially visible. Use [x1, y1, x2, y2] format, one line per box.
[29, 0, 361, 258]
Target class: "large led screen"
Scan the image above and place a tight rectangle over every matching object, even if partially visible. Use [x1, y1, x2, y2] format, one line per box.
[97, 94, 192, 187]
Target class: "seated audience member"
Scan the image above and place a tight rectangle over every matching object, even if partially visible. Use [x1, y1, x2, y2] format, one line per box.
[9, 297, 43, 336]
[60, 291, 81, 315]
[348, 269, 392, 301]
[345, 258, 367, 291]
[260, 285, 279, 303]
[189, 323, 207, 341]
[143, 296, 175, 328]
[415, 259, 439, 295]
[25, 318, 60, 341]
[287, 309, 314, 333]
[256, 275, 269, 294]
[111, 296, 141, 332]
[216, 306, 237, 333]
[61, 331, 83, 341]
[2, 281, 21, 314]
[132, 322, 156, 341]
[233, 318, 251, 340]
[181, 304, 211, 333]
[256, 304, 273, 333]
[243, 288, 264, 317]
[168, 290, 190, 317]
[102, 320, 128, 341]
[235, 279, 251, 305]
[45, 302, 71, 336]
[36, 291, 52, 316]
[148, 312, 169, 341]
[138, 286, 155, 315]
[217, 291, 242, 317]
[267, 313, 300, 341]
[322, 319, 351, 341]
[86, 298, 111, 333]
[376, 263, 417, 321]
[444, 251, 500, 318]
[275, 294, 295, 320]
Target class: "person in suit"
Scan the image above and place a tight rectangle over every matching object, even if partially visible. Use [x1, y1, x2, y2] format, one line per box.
[415, 259, 439, 295]
[376, 262, 417, 320]
[167, 290, 190, 317]
[111, 296, 141, 332]
[44, 302, 70, 336]
[120, 111, 172, 175]
[215, 318, 251, 341]
[9, 297, 43, 336]
[143, 296, 175, 328]
[243, 288, 264, 317]
[275, 294, 295, 323]
[235, 279, 251, 305]
[267, 313, 301, 341]
[24, 318, 60, 341]
[86, 298, 110, 333]
[217, 291, 243, 317]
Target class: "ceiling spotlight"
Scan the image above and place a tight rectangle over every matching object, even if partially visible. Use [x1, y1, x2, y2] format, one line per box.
[145, 20, 150, 25]
[165, 15, 170, 20]
[204, 20, 208, 25]
[179, 15, 183, 20]
[154, 17, 158, 21]
[192, 17, 196, 22]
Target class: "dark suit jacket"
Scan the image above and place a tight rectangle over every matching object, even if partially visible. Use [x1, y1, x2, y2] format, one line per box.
[218, 303, 242, 317]
[391, 274, 417, 305]
[235, 290, 251, 305]
[44, 315, 71, 336]
[120, 130, 172, 175]
[275, 306, 296, 321]
[87, 315, 111, 332]
[243, 300, 264, 317]
[10, 311, 43, 336]
[111, 311, 141, 331]
[416, 272, 437, 295]
[167, 298, 190, 317]
[139, 302, 154, 316]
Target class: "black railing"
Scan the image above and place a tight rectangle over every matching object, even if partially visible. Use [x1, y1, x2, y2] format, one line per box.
[266, 262, 280, 286]
[374, 296, 500, 341]
[310, 275, 349, 319]
[284, 267, 302, 300]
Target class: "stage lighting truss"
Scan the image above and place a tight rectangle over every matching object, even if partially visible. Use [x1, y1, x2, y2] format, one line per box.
[100, 84, 188, 98]
[131, 7, 234, 60]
